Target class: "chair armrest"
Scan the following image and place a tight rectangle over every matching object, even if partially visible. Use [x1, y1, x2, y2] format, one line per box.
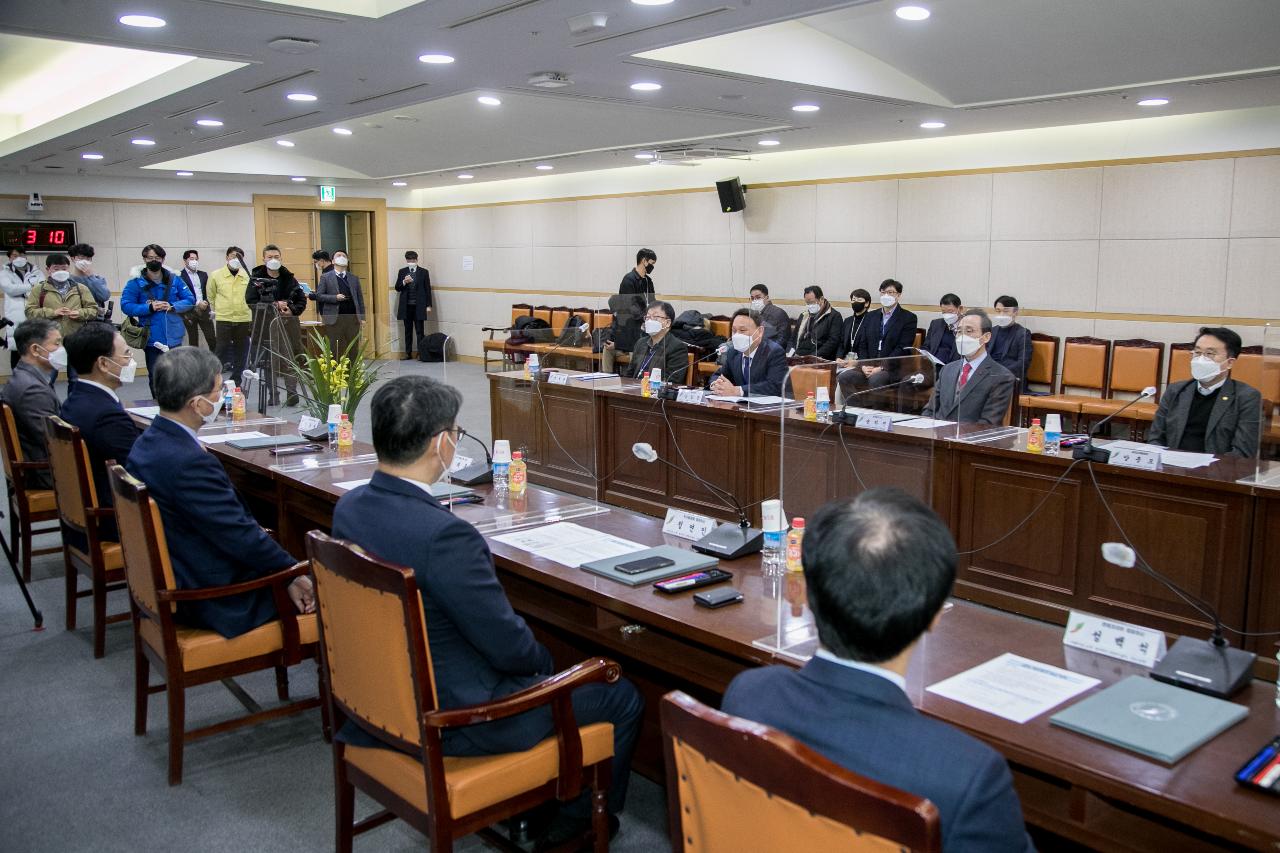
[86, 507, 116, 519]
[158, 561, 308, 603]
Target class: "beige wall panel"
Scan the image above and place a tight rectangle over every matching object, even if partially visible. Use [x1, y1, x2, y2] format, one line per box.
[433, 247, 492, 289]
[491, 246, 534, 291]
[386, 209, 423, 249]
[991, 168, 1102, 241]
[814, 179, 899, 244]
[897, 173, 992, 242]
[577, 245, 625, 296]
[422, 210, 450, 248]
[1092, 318, 1211, 352]
[681, 243, 741, 301]
[114, 202, 188, 247]
[644, 244, 684, 296]
[895, 241, 989, 307]
[813, 242, 897, 296]
[988, 240, 1100, 312]
[625, 194, 685, 247]
[46, 199, 118, 248]
[743, 185, 816, 245]
[1097, 239, 1229, 315]
[1230, 155, 1280, 238]
[576, 197, 627, 247]
[744, 242, 815, 293]
[185, 204, 253, 249]
[681, 192, 733, 245]
[531, 246, 578, 293]
[530, 200, 576, 248]
[490, 202, 534, 248]
[452, 206, 493, 249]
[1100, 159, 1233, 239]
[1226, 238, 1280, 320]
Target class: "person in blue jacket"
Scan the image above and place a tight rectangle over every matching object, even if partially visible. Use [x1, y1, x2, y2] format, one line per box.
[121, 243, 194, 396]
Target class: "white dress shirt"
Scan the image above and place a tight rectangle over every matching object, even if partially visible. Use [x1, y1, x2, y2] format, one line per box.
[814, 648, 907, 694]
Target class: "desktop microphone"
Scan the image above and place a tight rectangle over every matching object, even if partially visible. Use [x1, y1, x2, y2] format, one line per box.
[449, 429, 495, 486]
[632, 442, 763, 559]
[1101, 541, 1254, 697]
[1072, 386, 1158, 462]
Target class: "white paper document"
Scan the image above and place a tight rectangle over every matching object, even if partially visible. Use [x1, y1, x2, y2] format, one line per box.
[912, 347, 944, 367]
[197, 430, 268, 445]
[896, 417, 956, 429]
[926, 653, 1100, 724]
[1103, 440, 1216, 469]
[706, 394, 793, 406]
[126, 406, 160, 419]
[843, 406, 917, 423]
[491, 521, 646, 568]
[334, 478, 371, 491]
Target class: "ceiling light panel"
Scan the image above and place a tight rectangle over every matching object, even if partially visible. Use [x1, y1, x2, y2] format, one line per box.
[895, 6, 930, 21]
[119, 14, 166, 27]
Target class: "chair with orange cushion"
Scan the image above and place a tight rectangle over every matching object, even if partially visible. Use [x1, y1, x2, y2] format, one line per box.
[1022, 337, 1110, 430]
[661, 691, 941, 853]
[549, 307, 571, 337]
[45, 416, 128, 658]
[571, 307, 594, 331]
[306, 530, 618, 853]
[708, 315, 731, 340]
[108, 464, 321, 785]
[0, 401, 60, 583]
[1232, 346, 1280, 452]
[788, 363, 836, 404]
[532, 305, 553, 328]
[1078, 339, 1164, 436]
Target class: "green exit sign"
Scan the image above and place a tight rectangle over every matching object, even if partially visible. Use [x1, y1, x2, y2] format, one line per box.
[318, 185, 336, 203]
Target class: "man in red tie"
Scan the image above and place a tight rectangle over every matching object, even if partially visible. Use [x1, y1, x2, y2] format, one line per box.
[921, 309, 1016, 425]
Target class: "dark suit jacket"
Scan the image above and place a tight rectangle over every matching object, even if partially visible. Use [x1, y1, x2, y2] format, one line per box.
[332, 471, 554, 751]
[59, 381, 142, 525]
[922, 317, 959, 367]
[394, 265, 431, 321]
[853, 305, 919, 363]
[989, 322, 1032, 383]
[179, 268, 208, 302]
[922, 355, 1016, 425]
[618, 269, 653, 299]
[839, 311, 872, 359]
[709, 338, 788, 397]
[316, 269, 366, 324]
[625, 333, 688, 384]
[793, 306, 843, 360]
[723, 657, 1033, 853]
[1147, 378, 1262, 457]
[125, 415, 295, 638]
[0, 361, 59, 489]
[760, 302, 792, 350]
[246, 265, 307, 316]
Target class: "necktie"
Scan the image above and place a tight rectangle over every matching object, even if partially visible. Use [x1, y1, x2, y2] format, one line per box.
[959, 362, 972, 389]
[743, 356, 751, 383]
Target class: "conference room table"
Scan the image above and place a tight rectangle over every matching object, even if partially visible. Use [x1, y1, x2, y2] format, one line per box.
[148, 410, 1280, 852]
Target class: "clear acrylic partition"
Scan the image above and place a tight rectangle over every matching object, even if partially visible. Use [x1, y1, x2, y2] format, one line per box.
[943, 374, 1025, 446]
[1244, 322, 1280, 487]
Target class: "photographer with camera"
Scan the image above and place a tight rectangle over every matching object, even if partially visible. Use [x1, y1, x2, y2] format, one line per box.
[246, 244, 307, 407]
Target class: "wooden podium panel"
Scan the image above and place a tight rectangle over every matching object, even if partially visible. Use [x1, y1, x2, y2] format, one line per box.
[489, 375, 597, 498]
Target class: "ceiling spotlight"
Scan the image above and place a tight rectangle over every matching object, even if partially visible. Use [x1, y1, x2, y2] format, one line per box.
[81, 153, 104, 160]
[195, 118, 223, 127]
[457, 173, 474, 179]
[291, 176, 306, 182]
[919, 121, 946, 129]
[631, 0, 675, 5]
[535, 164, 554, 170]
[175, 171, 194, 177]
[119, 14, 166, 27]
[792, 103, 820, 113]
[634, 152, 655, 160]
[1137, 97, 1170, 107]
[332, 127, 353, 135]
[276, 140, 295, 147]
[131, 138, 156, 146]
[418, 53, 455, 64]
[392, 181, 408, 187]
[757, 139, 781, 146]
[477, 96, 502, 106]
[630, 82, 662, 92]
[286, 92, 317, 102]
[895, 5, 931, 21]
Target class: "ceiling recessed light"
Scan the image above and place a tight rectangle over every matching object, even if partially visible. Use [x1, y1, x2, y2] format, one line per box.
[895, 5, 931, 21]
[477, 96, 501, 106]
[175, 171, 194, 177]
[634, 152, 655, 160]
[131, 138, 155, 146]
[291, 176, 306, 182]
[630, 82, 662, 92]
[792, 104, 820, 113]
[286, 92, 317, 102]
[457, 173, 474, 179]
[195, 118, 223, 127]
[119, 14, 166, 27]
[418, 53, 455, 64]
[631, 0, 675, 5]
[81, 153, 104, 160]
[332, 127, 353, 135]
[757, 139, 781, 146]
[919, 121, 946, 129]
[535, 164, 554, 170]
[1137, 97, 1170, 107]
[392, 181, 408, 187]
[276, 139, 295, 147]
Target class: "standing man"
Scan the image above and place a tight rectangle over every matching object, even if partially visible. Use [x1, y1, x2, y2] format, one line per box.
[394, 250, 431, 360]
[0, 319, 62, 489]
[315, 249, 365, 358]
[921, 309, 1016, 426]
[312, 250, 333, 280]
[206, 247, 252, 383]
[121, 244, 195, 397]
[67, 243, 110, 309]
[1147, 326, 1262, 457]
[619, 249, 656, 303]
[1, 248, 35, 368]
[749, 284, 792, 350]
[178, 250, 215, 352]
[248, 244, 307, 407]
[26, 253, 100, 342]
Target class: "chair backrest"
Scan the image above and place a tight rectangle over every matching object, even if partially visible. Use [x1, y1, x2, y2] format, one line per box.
[532, 305, 552, 327]
[571, 307, 594, 331]
[593, 309, 613, 330]
[107, 463, 177, 619]
[661, 692, 940, 853]
[1234, 346, 1280, 406]
[0, 401, 23, 482]
[549, 307, 571, 336]
[307, 530, 437, 752]
[1168, 342, 1193, 384]
[1108, 339, 1164, 396]
[1059, 337, 1110, 394]
[510, 303, 533, 326]
[788, 364, 835, 402]
[1027, 333, 1059, 390]
[44, 416, 97, 535]
[912, 328, 924, 350]
[708, 316, 731, 339]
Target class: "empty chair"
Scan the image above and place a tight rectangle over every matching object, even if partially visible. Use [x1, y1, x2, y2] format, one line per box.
[1079, 339, 1164, 434]
[1023, 336, 1110, 429]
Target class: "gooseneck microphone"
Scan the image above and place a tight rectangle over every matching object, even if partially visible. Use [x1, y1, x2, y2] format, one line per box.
[1072, 385, 1157, 462]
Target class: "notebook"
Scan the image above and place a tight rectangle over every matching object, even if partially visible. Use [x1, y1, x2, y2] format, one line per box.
[225, 434, 309, 450]
[1050, 675, 1248, 764]
[580, 546, 719, 587]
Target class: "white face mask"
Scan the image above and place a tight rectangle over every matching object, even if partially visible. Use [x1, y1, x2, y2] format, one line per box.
[265, 258, 282, 271]
[186, 259, 199, 270]
[806, 303, 820, 315]
[107, 356, 137, 385]
[955, 333, 983, 358]
[992, 314, 1013, 327]
[1190, 355, 1224, 383]
[941, 312, 958, 326]
[731, 332, 753, 353]
[194, 394, 224, 425]
[41, 345, 67, 371]
[408, 263, 417, 271]
[227, 258, 241, 271]
[880, 293, 897, 308]
[11, 257, 27, 269]
[50, 270, 71, 283]
[750, 298, 764, 312]
[434, 431, 456, 483]
[643, 318, 664, 335]
[334, 256, 348, 267]
[74, 258, 92, 271]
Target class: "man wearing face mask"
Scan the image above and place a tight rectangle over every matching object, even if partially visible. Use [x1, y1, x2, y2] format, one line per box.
[315, 248, 366, 360]
[793, 285, 843, 361]
[1147, 327, 1261, 457]
[60, 322, 143, 541]
[207, 247, 252, 384]
[611, 300, 688, 384]
[26, 253, 100, 341]
[749, 284, 792, 350]
[66, 243, 110, 309]
[0, 319, 62, 489]
[394, 250, 432, 360]
[126, 347, 314, 638]
[710, 308, 788, 397]
[178, 249, 215, 352]
[921, 293, 964, 369]
[122, 244, 196, 398]
[619, 248, 656, 303]
[987, 295, 1032, 387]
[2, 248, 36, 368]
[921, 309, 1016, 426]
[248, 244, 308, 407]
[837, 288, 874, 367]
[842, 279, 920, 401]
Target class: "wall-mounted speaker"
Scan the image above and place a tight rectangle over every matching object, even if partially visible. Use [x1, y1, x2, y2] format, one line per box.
[716, 178, 746, 213]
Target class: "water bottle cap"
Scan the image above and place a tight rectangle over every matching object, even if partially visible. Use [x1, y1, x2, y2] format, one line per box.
[512, 451, 522, 460]
[791, 517, 805, 529]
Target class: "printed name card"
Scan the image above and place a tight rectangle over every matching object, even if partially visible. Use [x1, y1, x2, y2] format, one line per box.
[676, 389, 706, 405]
[855, 412, 893, 433]
[662, 508, 718, 542]
[298, 415, 321, 433]
[1109, 447, 1161, 472]
[547, 371, 570, 386]
[1063, 610, 1166, 668]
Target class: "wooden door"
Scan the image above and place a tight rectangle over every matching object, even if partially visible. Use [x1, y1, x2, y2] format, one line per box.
[344, 211, 378, 353]
[266, 208, 319, 324]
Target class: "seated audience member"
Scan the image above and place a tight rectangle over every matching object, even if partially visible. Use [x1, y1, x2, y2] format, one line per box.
[793, 285, 843, 360]
[1147, 326, 1261, 457]
[0, 319, 62, 488]
[606, 300, 688, 384]
[126, 347, 313, 638]
[921, 310, 1016, 426]
[749, 284, 792, 350]
[840, 279, 920, 399]
[60, 322, 143, 540]
[922, 292, 963, 368]
[331, 376, 642, 844]
[837, 288, 873, 363]
[723, 488, 1034, 853]
[709, 308, 788, 397]
[988, 295, 1033, 384]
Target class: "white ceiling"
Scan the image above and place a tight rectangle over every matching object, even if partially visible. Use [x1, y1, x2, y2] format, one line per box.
[0, 0, 1278, 191]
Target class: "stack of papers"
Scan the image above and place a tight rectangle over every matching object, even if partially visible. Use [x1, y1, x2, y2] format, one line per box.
[1103, 440, 1217, 469]
[926, 653, 1100, 724]
[491, 522, 645, 568]
[843, 406, 918, 423]
[897, 417, 956, 429]
[198, 431, 268, 445]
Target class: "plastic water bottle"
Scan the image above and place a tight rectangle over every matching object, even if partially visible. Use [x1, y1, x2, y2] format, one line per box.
[327, 403, 342, 452]
[492, 439, 511, 493]
[761, 499, 785, 575]
[337, 413, 353, 448]
[815, 386, 830, 421]
[223, 380, 234, 425]
[640, 371, 651, 398]
[1044, 413, 1062, 455]
[649, 367, 663, 396]
[785, 518, 806, 573]
[528, 353, 540, 378]
[232, 386, 246, 421]
[509, 451, 527, 495]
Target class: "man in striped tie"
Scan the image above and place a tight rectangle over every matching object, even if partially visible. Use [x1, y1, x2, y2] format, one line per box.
[921, 309, 1016, 426]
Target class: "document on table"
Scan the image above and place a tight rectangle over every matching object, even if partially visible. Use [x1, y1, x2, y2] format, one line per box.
[926, 653, 1100, 724]
[198, 430, 268, 445]
[896, 417, 956, 429]
[911, 347, 944, 367]
[843, 406, 918, 423]
[706, 394, 793, 406]
[491, 521, 646, 568]
[334, 479, 371, 491]
[1103, 440, 1216, 469]
[126, 406, 160, 419]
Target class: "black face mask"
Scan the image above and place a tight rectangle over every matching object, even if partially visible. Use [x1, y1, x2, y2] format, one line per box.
[645, 262, 655, 274]
[852, 301, 867, 314]
[145, 260, 163, 272]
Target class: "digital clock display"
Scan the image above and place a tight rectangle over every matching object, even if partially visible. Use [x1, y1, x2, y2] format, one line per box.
[0, 221, 78, 253]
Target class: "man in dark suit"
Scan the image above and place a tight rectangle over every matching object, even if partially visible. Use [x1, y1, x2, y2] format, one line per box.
[315, 248, 365, 358]
[921, 292, 963, 369]
[178, 249, 215, 351]
[125, 347, 313, 638]
[607, 300, 688, 383]
[61, 322, 143, 541]
[332, 376, 642, 844]
[988, 294, 1033, 386]
[749, 283, 792, 350]
[723, 488, 1033, 853]
[922, 310, 1016, 425]
[840, 278, 920, 400]
[0, 319, 61, 489]
[394, 250, 431, 360]
[792, 285, 843, 360]
[709, 308, 788, 397]
[618, 248, 656, 302]
[1148, 326, 1262, 457]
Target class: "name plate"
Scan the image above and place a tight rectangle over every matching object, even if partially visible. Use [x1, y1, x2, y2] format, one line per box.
[547, 371, 570, 386]
[1109, 447, 1161, 471]
[298, 414, 321, 433]
[676, 388, 706, 405]
[662, 507, 717, 542]
[1064, 610, 1166, 668]
[855, 412, 893, 433]
[448, 454, 475, 474]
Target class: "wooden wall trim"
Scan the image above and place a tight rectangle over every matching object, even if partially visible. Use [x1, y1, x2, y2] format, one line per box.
[0, 194, 253, 207]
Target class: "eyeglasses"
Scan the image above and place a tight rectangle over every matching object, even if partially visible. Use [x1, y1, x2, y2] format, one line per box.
[1192, 349, 1224, 360]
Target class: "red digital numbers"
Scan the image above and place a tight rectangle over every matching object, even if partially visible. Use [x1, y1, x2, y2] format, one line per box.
[24, 229, 36, 245]
[49, 230, 65, 245]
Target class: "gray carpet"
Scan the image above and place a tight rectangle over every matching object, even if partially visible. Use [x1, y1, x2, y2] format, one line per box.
[0, 358, 673, 853]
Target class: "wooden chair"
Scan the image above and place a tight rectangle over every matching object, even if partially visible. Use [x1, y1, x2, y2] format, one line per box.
[108, 464, 321, 785]
[1013, 333, 1060, 426]
[912, 328, 924, 350]
[1233, 346, 1280, 447]
[1167, 341, 1193, 384]
[45, 416, 128, 658]
[510, 303, 534, 327]
[549, 307, 572, 336]
[571, 307, 594, 331]
[532, 305, 553, 327]
[593, 309, 613, 331]
[0, 401, 60, 582]
[661, 692, 941, 853]
[1079, 339, 1164, 434]
[306, 531, 618, 853]
[708, 316, 731, 340]
[788, 363, 836, 403]
[1023, 337, 1110, 429]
